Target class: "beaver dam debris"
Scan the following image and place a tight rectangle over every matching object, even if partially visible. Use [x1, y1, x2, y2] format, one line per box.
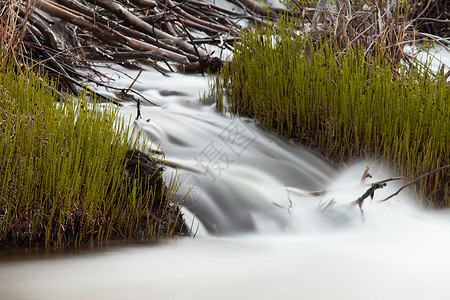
[4, 0, 292, 97]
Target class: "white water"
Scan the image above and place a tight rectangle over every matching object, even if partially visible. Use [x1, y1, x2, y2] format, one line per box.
[0, 56, 449, 299]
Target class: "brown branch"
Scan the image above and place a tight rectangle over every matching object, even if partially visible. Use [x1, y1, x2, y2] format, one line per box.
[379, 165, 450, 202]
[360, 166, 372, 184]
[164, 0, 239, 36]
[237, 0, 278, 19]
[36, 0, 127, 47]
[122, 69, 143, 101]
[83, 0, 204, 58]
[36, 0, 190, 64]
[129, 0, 157, 9]
[26, 26, 80, 95]
[56, 0, 198, 62]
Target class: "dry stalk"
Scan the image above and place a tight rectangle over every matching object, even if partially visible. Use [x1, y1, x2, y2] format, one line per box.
[309, 0, 414, 66]
[0, 0, 37, 68]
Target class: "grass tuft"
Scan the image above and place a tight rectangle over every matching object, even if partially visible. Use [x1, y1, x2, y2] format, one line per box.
[213, 20, 449, 205]
[0, 61, 185, 248]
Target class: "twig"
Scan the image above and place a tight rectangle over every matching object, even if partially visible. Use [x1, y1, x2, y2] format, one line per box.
[319, 198, 336, 213]
[352, 182, 387, 208]
[135, 99, 141, 120]
[286, 176, 402, 197]
[408, 31, 450, 49]
[122, 69, 142, 100]
[360, 166, 372, 184]
[379, 165, 450, 202]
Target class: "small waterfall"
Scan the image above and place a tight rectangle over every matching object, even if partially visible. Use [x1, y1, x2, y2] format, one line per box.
[105, 67, 441, 237]
[121, 100, 338, 234]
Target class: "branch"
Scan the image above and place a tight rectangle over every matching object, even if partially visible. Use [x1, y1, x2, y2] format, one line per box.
[352, 182, 387, 208]
[379, 165, 450, 202]
[83, 0, 204, 58]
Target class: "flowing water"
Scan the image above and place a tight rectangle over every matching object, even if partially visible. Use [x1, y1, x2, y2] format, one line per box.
[0, 63, 449, 299]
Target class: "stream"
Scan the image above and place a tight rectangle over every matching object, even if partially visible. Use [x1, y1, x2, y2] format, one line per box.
[0, 56, 449, 299]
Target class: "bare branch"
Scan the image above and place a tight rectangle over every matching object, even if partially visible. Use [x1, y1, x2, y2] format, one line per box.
[380, 165, 450, 202]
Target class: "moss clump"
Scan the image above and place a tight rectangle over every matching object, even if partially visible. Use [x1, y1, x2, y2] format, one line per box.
[0, 62, 187, 248]
[213, 21, 449, 205]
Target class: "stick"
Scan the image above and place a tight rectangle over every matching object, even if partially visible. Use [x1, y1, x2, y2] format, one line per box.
[360, 166, 372, 184]
[122, 69, 143, 100]
[164, 0, 239, 35]
[26, 27, 80, 95]
[379, 165, 450, 202]
[352, 182, 387, 208]
[83, 0, 204, 58]
[136, 99, 141, 120]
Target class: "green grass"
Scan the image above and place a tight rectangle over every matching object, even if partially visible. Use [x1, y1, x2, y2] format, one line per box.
[0, 61, 183, 248]
[213, 20, 449, 205]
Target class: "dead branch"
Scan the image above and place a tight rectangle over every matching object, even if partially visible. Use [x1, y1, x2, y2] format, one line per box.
[380, 165, 450, 202]
[38, 0, 191, 63]
[36, 0, 127, 48]
[163, 0, 239, 36]
[352, 182, 386, 208]
[129, 0, 157, 9]
[26, 26, 80, 95]
[238, 0, 278, 19]
[360, 166, 372, 183]
[82, 0, 204, 58]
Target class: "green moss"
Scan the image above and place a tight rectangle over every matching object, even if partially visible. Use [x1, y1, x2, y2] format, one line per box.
[213, 20, 449, 205]
[0, 61, 182, 248]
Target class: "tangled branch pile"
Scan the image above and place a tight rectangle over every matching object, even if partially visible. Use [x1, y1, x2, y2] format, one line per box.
[307, 0, 410, 66]
[410, 0, 450, 39]
[1, 0, 290, 96]
[295, 0, 449, 68]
